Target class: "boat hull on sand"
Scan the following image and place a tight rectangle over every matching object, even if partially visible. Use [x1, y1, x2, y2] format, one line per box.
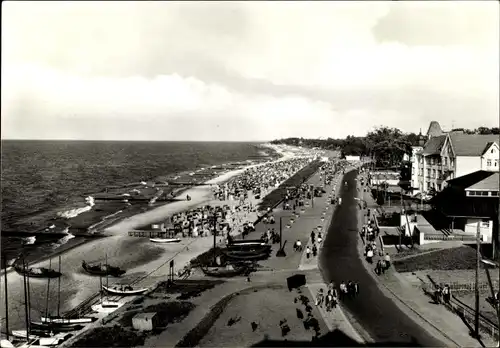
[223, 251, 270, 261]
[91, 301, 124, 314]
[149, 238, 181, 243]
[41, 316, 95, 325]
[30, 322, 83, 332]
[102, 285, 148, 296]
[200, 265, 250, 278]
[82, 261, 125, 277]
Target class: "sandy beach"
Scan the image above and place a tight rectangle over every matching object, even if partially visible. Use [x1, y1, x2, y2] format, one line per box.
[0, 144, 320, 333]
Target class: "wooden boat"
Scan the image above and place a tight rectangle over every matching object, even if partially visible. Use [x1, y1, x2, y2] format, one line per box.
[226, 244, 272, 253]
[102, 285, 148, 296]
[30, 321, 83, 332]
[149, 238, 181, 244]
[223, 250, 270, 261]
[228, 238, 264, 245]
[91, 300, 124, 314]
[40, 316, 95, 325]
[82, 261, 125, 277]
[11, 330, 51, 340]
[0, 340, 14, 348]
[13, 265, 61, 278]
[200, 264, 249, 278]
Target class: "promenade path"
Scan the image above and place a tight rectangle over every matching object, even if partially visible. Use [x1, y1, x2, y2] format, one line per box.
[319, 169, 450, 346]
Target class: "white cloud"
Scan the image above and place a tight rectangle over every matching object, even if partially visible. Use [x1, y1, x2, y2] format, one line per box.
[1, 1, 498, 140]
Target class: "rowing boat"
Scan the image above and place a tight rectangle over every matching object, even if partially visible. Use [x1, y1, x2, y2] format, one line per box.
[91, 301, 124, 314]
[41, 316, 95, 325]
[200, 264, 249, 278]
[149, 238, 181, 243]
[102, 285, 148, 296]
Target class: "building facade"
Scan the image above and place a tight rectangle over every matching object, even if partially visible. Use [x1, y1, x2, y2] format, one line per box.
[412, 123, 499, 194]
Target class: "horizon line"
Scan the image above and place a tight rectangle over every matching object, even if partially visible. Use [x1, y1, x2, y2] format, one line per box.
[0, 138, 274, 143]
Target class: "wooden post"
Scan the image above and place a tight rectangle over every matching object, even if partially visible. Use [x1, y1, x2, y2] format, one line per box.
[475, 221, 481, 338]
[57, 255, 61, 317]
[279, 216, 283, 249]
[22, 260, 30, 339]
[3, 255, 9, 340]
[213, 214, 217, 265]
[45, 258, 52, 319]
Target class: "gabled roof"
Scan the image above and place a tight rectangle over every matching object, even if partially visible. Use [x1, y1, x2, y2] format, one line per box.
[449, 133, 499, 156]
[481, 142, 497, 156]
[466, 173, 499, 191]
[446, 170, 496, 190]
[422, 135, 446, 155]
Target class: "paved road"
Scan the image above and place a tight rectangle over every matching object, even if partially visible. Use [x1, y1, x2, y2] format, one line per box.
[319, 170, 446, 347]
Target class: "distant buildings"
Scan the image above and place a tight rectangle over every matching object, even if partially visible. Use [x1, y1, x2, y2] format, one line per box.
[410, 121, 499, 194]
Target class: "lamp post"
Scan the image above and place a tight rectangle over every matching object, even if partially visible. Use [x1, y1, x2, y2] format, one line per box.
[475, 220, 481, 338]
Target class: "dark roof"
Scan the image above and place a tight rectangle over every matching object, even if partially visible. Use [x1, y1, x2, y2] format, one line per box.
[467, 173, 499, 191]
[449, 133, 499, 156]
[426, 121, 444, 138]
[422, 135, 446, 155]
[446, 170, 496, 190]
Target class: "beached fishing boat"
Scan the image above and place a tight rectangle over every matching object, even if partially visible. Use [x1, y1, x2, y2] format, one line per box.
[30, 321, 83, 332]
[226, 243, 272, 253]
[149, 238, 181, 244]
[40, 316, 95, 325]
[91, 300, 124, 314]
[200, 264, 249, 278]
[82, 261, 125, 277]
[102, 285, 148, 296]
[13, 265, 61, 278]
[223, 250, 270, 261]
[11, 330, 51, 340]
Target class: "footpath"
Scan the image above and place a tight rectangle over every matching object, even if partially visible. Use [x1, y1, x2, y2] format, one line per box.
[356, 169, 493, 347]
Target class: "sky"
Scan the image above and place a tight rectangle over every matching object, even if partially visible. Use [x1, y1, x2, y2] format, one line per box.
[2, 1, 499, 141]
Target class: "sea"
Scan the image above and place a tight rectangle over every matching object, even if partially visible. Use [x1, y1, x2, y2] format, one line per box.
[1, 140, 276, 264]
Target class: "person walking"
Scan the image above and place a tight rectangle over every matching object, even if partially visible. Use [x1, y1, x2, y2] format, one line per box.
[443, 284, 451, 305]
[306, 246, 311, 259]
[312, 244, 318, 257]
[339, 281, 347, 301]
[384, 253, 391, 270]
[366, 248, 374, 264]
[315, 289, 324, 307]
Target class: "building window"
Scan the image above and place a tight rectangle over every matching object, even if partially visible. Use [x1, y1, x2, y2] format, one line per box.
[481, 220, 490, 228]
[492, 149, 494, 153]
[438, 170, 442, 179]
[427, 169, 430, 177]
[444, 157, 447, 166]
[487, 159, 492, 166]
[495, 160, 498, 167]
[492, 191, 499, 196]
[432, 169, 436, 178]
[481, 191, 489, 196]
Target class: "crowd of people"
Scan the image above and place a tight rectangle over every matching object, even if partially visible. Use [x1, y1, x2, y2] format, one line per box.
[158, 157, 314, 240]
[315, 281, 360, 312]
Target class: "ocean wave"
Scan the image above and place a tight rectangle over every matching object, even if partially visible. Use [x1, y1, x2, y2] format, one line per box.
[49, 231, 75, 249]
[56, 196, 95, 219]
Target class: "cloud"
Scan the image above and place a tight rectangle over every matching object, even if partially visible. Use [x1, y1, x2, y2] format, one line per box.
[2, 1, 498, 140]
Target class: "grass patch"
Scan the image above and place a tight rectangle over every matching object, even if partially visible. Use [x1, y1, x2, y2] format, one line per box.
[394, 246, 477, 272]
[257, 160, 322, 213]
[392, 247, 440, 259]
[71, 325, 147, 347]
[146, 301, 196, 327]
